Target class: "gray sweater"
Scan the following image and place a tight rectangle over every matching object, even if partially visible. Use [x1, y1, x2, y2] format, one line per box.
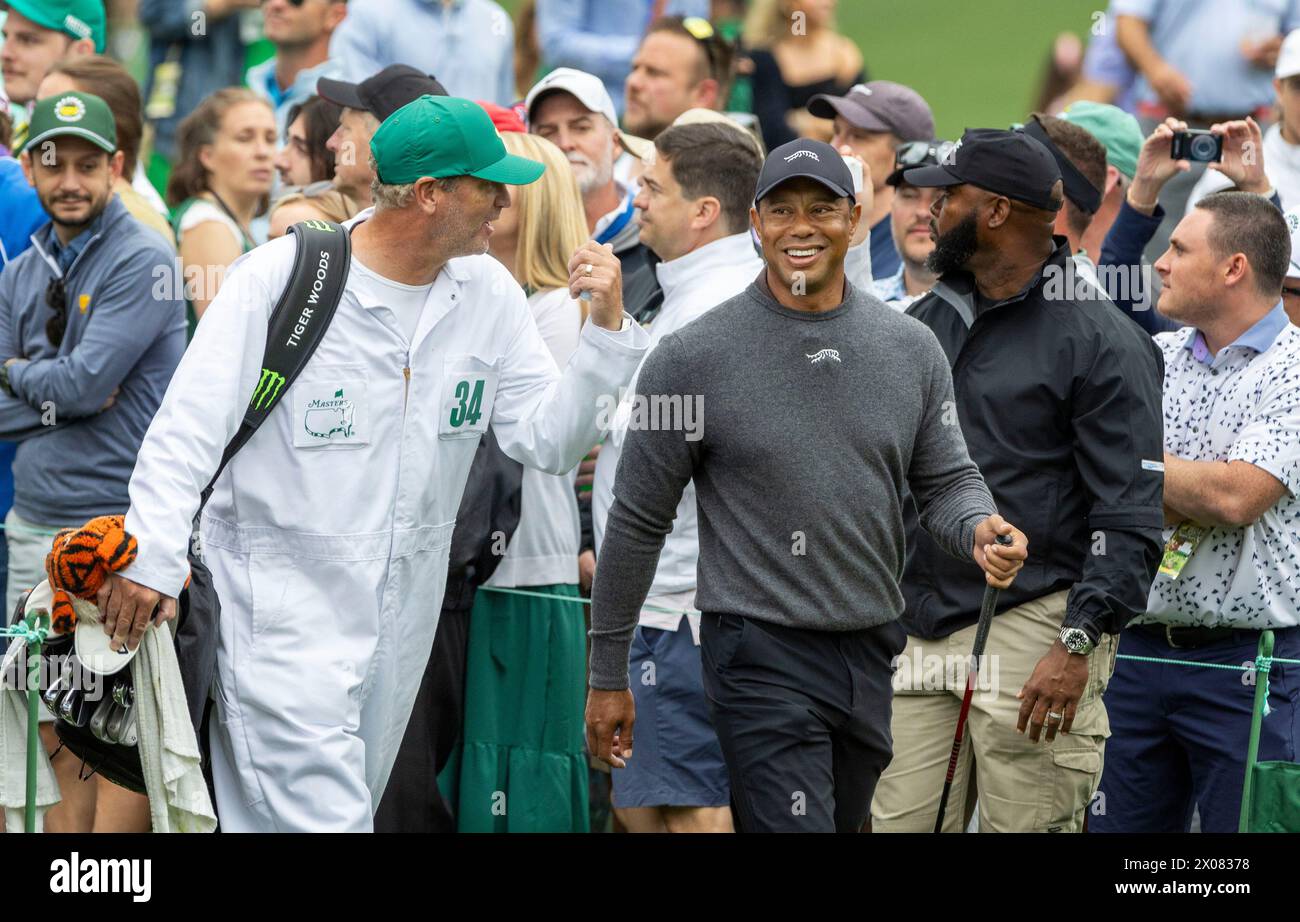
[588, 274, 998, 690]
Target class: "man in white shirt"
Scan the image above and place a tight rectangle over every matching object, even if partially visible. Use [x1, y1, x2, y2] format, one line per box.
[96, 96, 649, 832]
[1093, 191, 1300, 833]
[590, 119, 763, 833]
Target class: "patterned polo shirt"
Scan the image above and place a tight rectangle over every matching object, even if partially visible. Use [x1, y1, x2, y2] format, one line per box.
[1141, 303, 1300, 629]
[873, 265, 922, 311]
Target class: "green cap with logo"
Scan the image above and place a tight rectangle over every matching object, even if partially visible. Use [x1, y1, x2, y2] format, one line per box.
[370, 95, 545, 186]
[3, 0, 107, 53]
[1060, 101, 1143, 181]
[21, 90, 117, 154]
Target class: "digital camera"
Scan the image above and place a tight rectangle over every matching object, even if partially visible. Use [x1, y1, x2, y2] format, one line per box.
[1170, 129, 1223, 163]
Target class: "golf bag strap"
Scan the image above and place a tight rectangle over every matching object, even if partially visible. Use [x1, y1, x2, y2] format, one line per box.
[197, 220, 351, 509]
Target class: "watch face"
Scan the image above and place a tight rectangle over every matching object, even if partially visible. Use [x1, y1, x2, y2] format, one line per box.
[1061, 629, 1092, 653]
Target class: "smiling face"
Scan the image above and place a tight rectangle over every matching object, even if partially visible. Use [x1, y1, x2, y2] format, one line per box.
[199, 100, 277, 198]
[530, 92, 617, 196]
[752, 176, 858, 297]
[23, 134, 122, 233]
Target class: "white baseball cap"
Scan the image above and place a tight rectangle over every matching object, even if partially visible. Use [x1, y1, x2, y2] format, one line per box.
[1277, 30, 1300, 79]
[1285, 208, 1300, 278]
[525, 67, 653, 160]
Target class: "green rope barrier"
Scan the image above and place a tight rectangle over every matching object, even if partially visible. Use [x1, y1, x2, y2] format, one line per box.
[1116, 653, 1300, 669]
[2, 613, 50, 834]
[477, 585, 699, 619]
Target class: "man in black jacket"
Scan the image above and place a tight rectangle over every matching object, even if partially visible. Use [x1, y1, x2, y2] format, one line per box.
[871, 129, 1165, 833]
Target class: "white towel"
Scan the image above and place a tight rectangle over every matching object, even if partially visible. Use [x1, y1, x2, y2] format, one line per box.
[0, 634, 59, 833]
[0, 600, 216, 833]
[131, 618, 216, 833]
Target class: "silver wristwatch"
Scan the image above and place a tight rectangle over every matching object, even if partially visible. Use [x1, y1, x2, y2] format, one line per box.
[1059, 626, 1096, 655]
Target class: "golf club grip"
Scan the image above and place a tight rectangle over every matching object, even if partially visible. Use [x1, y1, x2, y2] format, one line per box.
[970, 534, 1014, 661]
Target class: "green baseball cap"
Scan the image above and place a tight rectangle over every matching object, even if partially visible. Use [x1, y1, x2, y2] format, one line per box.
[21, 90, 116, 154]
[2, 0, 106, 53]
[370, 95, 545, 186]
[1060, 101, 1143, 181]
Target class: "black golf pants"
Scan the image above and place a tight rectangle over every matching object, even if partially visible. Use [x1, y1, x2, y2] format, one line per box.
[699, 612, 904, 832]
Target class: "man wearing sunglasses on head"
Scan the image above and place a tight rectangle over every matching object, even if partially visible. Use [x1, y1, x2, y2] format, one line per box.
[0, 91, 184, 830]
[873, 140, 951, 310]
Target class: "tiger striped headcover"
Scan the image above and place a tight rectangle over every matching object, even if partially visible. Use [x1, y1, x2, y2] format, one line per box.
[43, 515, 138, 634]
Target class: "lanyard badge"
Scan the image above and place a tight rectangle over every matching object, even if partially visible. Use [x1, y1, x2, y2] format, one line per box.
[1158, 522, 1209, 579]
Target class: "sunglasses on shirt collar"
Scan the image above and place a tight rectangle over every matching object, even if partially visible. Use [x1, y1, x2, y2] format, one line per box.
[45, 276, 68, 348]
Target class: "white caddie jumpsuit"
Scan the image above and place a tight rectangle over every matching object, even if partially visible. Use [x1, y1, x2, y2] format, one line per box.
[122, 212, 648, 831]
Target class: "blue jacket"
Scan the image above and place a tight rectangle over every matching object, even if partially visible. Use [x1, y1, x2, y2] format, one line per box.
[0, 157, 46, 270]
[0, 196, 186, 522]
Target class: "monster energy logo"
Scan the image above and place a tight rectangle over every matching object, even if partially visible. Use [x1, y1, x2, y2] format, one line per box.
[251, 368, 286, 410]
[301, 220, 336, 232]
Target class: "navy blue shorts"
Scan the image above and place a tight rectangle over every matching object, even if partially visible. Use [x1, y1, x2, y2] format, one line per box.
[1092, 625, 1300, 833]
[611, 621, 730, 809]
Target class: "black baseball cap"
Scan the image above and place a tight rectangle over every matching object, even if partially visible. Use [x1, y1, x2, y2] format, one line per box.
[754, 139, 856, 204]
[903, 128, 1062, 212]
[1018, 115, 1102, 214]
[317, 65, 449, 122]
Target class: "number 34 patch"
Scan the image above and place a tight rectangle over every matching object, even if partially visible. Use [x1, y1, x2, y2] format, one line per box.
[439, 355, 499, 439]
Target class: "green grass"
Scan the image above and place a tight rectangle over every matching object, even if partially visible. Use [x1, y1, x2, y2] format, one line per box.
[499, 0, 1105, 139]
[836, 0, 1104, 138]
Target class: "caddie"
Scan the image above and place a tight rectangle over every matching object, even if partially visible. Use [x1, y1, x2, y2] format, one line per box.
[97, 95, 649, 832]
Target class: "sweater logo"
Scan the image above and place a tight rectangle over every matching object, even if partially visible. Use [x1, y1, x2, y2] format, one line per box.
[806, 348, 841, 364]
[784, 149, 821, 163]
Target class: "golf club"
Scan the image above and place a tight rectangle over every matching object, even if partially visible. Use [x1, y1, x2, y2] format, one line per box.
[933, 532, 1014, 833]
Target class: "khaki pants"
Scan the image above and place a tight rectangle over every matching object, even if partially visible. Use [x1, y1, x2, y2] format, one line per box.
[872, 591, 1118, 832]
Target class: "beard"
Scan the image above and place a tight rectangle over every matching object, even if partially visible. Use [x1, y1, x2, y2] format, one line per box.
[42, 189, 111, 231]
[926, 211, 979, 276]
[571, 153, 613, 195]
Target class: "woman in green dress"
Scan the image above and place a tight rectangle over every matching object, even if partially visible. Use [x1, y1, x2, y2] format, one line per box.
[457, 130, 593, 833]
